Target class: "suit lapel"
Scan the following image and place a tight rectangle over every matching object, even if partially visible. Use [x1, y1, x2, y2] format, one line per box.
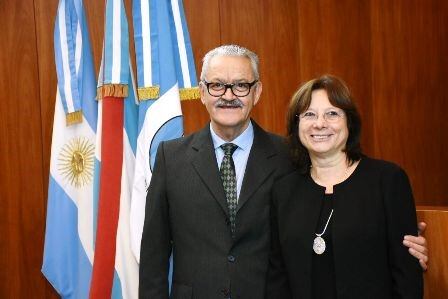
[237, 122, 276, 212]
[190, 125, 229, 217]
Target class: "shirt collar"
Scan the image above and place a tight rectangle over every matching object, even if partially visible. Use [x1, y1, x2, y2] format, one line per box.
[210, 121, 254, 151]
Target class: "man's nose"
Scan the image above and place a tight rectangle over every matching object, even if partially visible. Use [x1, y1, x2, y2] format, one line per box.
[222, 86, 235, 100]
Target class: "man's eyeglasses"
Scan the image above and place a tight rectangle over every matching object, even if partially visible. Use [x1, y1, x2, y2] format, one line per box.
[202, 80, 258, 97]
[297, 109, 345, 123]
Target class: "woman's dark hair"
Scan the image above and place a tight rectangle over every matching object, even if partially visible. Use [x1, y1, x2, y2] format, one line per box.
[286, 75, 363, 173]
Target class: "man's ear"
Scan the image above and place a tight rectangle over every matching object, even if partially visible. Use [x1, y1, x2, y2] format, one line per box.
[199, 82, 206, 105]
[253, 81, 262, 106]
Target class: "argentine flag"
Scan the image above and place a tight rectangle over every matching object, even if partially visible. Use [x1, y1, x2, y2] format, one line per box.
[42, 0, 97, 298]
[130, 0, 199, 262]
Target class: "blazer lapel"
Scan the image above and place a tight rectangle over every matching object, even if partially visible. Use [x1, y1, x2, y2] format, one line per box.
[297, 178, 324, 298]
[237, 122, 276, 212]
[298, 178, 324, 248]
[190, 125, 229, 217]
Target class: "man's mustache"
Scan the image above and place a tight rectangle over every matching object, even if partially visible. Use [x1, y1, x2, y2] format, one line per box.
[215, 98, 244, 108]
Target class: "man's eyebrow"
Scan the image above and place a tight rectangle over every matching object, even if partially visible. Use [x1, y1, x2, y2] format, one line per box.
[205, 76, 253, 83]
[211, 78, 251, 83]
[206, 77, 224, 82]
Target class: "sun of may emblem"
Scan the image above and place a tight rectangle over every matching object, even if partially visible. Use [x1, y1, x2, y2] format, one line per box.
[58, 137, 95, 188]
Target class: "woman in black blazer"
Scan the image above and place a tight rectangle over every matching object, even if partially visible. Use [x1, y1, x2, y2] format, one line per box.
[266, 75, 423, 298]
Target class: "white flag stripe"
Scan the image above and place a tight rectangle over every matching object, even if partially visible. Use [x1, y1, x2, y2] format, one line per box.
[130, 83, 182, 261]
[75, 22, 82, 74]
[58, 1, 75, 112]
[130, 59, 139, 105]
[112, 0, 122, 83]
[129, 148, 148, 261]
[171, 0, 191, 87]
[115, 129, 139, 299]
[141, 0, 153, 87]
[50, 89, 95, 263]
[129, 168, 148, 261]
[97, 43, 105, 88]
[95, 101, 103, 162]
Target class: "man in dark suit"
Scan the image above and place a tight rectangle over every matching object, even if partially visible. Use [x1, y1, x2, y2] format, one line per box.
[139, 45, 428, 299]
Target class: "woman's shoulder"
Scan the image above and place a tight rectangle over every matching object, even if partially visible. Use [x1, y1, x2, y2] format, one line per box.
[360, 156, 409, 181]
[271, 170, 317, 207]
[273, 169, 324, 195]
[274, 169, 307, 186]
[273, 170, 308, 194]
[361, 156, 405, 174]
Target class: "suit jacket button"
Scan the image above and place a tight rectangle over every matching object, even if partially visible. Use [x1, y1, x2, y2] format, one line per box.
[225, 219, 231, 226]
[227, 255, 236, 262]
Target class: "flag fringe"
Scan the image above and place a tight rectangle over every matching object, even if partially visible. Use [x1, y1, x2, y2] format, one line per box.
[179, 87, 200, 101]
[137, 86, 160, 100]
[97, 84, 129, 100]
[66, 110, 83, 126]
[137, 86, 200, 101]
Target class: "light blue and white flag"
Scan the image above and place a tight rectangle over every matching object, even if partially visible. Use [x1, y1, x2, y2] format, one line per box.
[42, 0, 97, 298]
[130, 0, 199, 261]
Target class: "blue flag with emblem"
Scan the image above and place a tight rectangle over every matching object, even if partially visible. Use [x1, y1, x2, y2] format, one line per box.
[130, 0, 199, 261]
[42, 0, 97, 297]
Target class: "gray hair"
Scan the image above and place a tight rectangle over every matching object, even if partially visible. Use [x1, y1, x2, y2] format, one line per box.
[200, 45, 260, 81]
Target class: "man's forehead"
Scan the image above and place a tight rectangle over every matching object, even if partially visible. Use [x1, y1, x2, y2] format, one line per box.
[205, 55, 254, 80]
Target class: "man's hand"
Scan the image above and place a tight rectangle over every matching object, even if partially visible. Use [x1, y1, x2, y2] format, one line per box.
[403, 222, 428, 271]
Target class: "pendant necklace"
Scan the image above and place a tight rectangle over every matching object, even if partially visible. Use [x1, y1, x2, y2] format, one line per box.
[310, 161, 350, 255]
[313, 208, 334, 255]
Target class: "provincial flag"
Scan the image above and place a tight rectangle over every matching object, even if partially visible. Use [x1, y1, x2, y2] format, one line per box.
[89, 0, 139, 298]
[130, 0, 199, 262]
[42, 0, 97, 298]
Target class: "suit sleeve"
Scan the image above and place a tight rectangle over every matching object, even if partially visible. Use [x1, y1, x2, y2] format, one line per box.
[265, 187, 292, 299]
[139, 142, 172, 299]
[382, 166, 423, 298]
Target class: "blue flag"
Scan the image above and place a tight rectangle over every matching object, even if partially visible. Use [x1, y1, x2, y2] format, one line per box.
[42, 0, 97, 298]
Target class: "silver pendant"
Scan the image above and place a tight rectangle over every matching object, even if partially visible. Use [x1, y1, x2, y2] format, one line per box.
[313, 236, 326, 254]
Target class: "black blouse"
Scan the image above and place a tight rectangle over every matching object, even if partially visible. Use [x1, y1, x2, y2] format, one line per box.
[311, 193, 337, 299]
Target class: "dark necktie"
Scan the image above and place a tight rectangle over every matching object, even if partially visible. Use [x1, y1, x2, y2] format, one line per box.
[220, 143, 238, 237]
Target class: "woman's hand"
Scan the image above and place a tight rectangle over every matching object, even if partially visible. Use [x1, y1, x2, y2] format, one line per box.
[403, 222, 428, 271]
